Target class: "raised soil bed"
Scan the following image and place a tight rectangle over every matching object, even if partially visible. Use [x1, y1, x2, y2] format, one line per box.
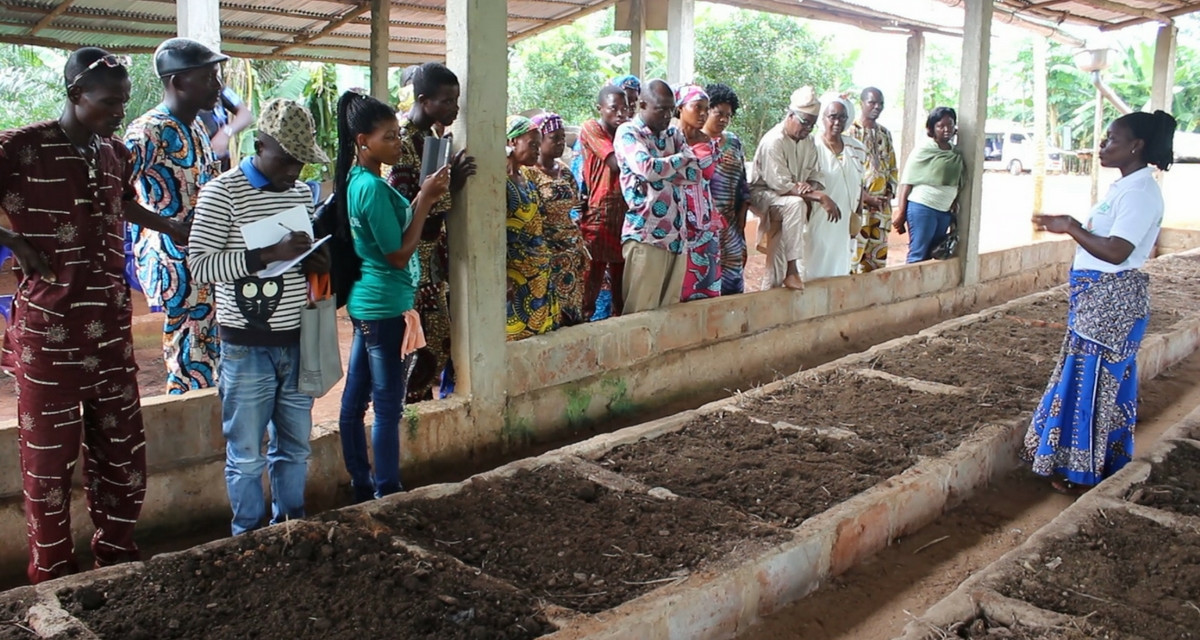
[57, 514, 553, 640]
[995, 510, 1200, 639]
[862, 334, 1054, 398]
[598, 410, 913, 528]
[1127, 441, 1200, 518]
[368, 464, 786, 614]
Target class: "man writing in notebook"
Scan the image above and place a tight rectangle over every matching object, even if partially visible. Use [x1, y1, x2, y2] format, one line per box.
[187, 99, 330, 535]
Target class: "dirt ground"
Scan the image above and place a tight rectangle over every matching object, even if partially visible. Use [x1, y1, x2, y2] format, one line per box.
[739, 348, 1200, 640]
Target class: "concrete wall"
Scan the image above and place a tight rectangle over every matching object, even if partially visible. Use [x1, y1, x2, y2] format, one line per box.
[0, 233, 1195, 580]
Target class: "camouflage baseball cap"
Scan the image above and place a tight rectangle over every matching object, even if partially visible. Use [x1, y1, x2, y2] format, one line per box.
[258, 98, 330, 165]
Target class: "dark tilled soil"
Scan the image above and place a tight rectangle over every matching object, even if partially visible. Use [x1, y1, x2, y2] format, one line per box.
[58, 516, 552, 640]
[1144, 255, 1200, 333]
[940, 314, 1066, 361]
[1128, 442, 1200, 518]
[737, 370, 1019, 458]
[597, 411, 913, 528]
[1003, 293, 1069, 326]
[997, 510, 1200, 639]
[0, 590, 34, 639]
[863, 335, 1052, 403]
[369, 465, 785, 614]
[950, 613, 1097, 639]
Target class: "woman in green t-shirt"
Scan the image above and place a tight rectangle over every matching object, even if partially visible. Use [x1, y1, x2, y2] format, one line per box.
[333, 91, 450, 502]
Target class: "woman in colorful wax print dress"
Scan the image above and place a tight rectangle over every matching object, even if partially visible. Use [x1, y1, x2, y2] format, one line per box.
[334, 90, 451, 502]
[675, 84, 722, 301]
[810, 93, 866, 279]
[894, 106, 963, 263]
[702, 83, 751, 295]
[506, 115, 559, 340]
[523, 112, 589, 326]
[1023, 110, 1176, 495]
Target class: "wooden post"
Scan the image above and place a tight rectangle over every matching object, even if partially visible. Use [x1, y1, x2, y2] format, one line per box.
[956, 0, 992, 287]
[900, 30, 925, 172]
[176, 0, 221, 51]
[630, 0, 646, 79]
[444, 0, 508, 416]
[1090, 87, 1103, 206]
[666, 0, 694, 85]
[1150, 24, 1177, 113]
[1032, 36, 1048, 215]
[370, 0, 390, 101]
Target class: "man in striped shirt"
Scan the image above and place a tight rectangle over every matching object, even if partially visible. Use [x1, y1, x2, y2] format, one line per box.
[188, 99, 330, 535]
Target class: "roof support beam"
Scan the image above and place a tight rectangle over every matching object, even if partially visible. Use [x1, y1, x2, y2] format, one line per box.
[271, 2, 372, 57]
[445, 0, 509, 421]
[1151, 23, 1178, 113]
[956, 0, 992, 287]
[1077, 0, 1171, 24]
[1102, 2, 1200, 30]
[29, 0, 76, 36]
[629, 0, 646, 79]
[666, 0, 694, 85]
[177, 0, 222, 52]
[900, 30, 925, 173]
[370, 0, 390, 100]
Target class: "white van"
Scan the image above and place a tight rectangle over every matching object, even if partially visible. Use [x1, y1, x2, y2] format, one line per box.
[984, 121, 1063, 174]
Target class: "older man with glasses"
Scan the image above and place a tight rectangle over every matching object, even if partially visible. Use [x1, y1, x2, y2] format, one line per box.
[748, 86, 840, 290]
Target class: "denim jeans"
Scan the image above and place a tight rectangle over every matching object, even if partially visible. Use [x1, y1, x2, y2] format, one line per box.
[338, 316, 416, 502]
[905, 201, 953, 263]
[218, 342, 314, 535]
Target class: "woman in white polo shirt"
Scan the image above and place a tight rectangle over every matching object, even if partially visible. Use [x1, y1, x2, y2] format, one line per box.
[1023, 110, 1177, 495]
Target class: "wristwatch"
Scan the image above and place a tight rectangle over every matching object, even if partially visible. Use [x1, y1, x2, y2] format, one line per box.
[222, 125, 234, 137]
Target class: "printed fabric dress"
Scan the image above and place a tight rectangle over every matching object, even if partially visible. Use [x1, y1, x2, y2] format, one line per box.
[506, 175, 559, 340]
[682, 137, 722, 301]
[708, 133, 750, 294]
[524, 160, 589, 325]
[125, 105, 222, 394]
[850, 121, 897, 272]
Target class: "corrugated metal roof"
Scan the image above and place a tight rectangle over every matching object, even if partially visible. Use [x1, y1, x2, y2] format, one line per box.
[0, 0, 1190, 64]
[0, 0, 968, 64]
[997, 0, 1200, 32]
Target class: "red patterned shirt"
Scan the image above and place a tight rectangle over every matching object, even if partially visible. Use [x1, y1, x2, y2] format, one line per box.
[0, 122, 138, 406]
[579, 119, 627, 263]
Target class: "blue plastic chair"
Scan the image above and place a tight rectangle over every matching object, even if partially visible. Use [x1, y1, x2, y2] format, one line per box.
[306, 180, 321, 204]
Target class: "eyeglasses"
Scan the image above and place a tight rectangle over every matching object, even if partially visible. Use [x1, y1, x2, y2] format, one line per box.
[825, 113, 849, 123]
[69, 54, 131, 87]
[791, 112, 818, 128]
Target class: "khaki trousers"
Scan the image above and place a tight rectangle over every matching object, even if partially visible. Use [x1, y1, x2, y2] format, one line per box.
[621, 241, 687, 314]
[751, 193, 810, 288]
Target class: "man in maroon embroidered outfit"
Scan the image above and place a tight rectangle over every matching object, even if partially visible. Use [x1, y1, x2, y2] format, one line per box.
[579, 85, 630, 318]
[0, 48, 186, 584]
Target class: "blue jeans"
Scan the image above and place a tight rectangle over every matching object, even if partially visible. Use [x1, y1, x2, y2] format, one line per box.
[218, 343, 314, 535]
[338, 316, 416, 502]
[905, 201, 953, 263]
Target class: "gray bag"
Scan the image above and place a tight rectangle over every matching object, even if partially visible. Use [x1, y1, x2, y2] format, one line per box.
[299, 273, 342, 398]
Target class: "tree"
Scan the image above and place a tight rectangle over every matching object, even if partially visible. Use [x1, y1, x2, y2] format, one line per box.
[693, 10, 853, 157]
[0, 45, 66, 130]
[508, 24, 612, 125]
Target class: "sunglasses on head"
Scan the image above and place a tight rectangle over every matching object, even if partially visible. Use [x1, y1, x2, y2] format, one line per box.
[70, 54, 131, 87]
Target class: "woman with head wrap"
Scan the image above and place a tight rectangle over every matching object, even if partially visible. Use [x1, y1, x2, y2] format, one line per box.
[505, 115, 559, 340]
[702, 83, 751, 294]
[809, 92, 867, 279]
[675, 84, 723, 300]
[523, 112, 589, 326]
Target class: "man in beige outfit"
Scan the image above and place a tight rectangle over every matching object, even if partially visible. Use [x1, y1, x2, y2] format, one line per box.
[748, 87, 840, 290]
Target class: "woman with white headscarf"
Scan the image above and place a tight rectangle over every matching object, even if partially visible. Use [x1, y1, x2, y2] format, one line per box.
[808, 92, 866, 279]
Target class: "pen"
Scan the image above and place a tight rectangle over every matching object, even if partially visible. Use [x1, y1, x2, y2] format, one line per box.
[278, 223, 297, 233]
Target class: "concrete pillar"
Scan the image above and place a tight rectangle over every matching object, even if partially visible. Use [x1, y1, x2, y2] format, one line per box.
[630, 0, 646, 79]
[176, 0, 221, 51]
[1151, 24, 1177, 113]
[444, 0, 508, 418]
[666, 0, 694, 85]
[900, 31, 925, 172]
[956, 0, 992, 287]
[370, 0, 390, 101]
[1032, 36, 1048, 215]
